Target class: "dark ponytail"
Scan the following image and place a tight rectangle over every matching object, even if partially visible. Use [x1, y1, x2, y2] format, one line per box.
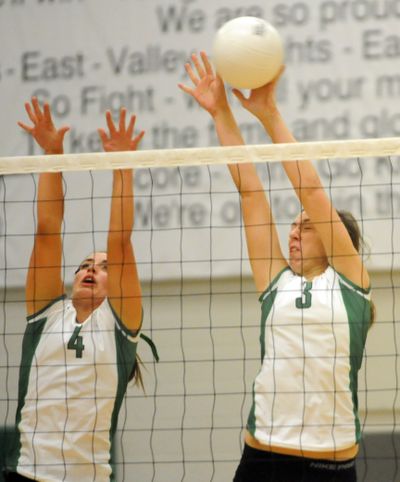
[337, 210, 375, 324]
[337, 210, 363, 253]
[129, 354, 145, 391]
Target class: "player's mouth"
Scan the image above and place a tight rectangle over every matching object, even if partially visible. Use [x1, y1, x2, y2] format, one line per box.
[82, 275, 96, 286]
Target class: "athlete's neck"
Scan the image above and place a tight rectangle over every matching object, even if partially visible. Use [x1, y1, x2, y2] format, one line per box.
[72, 297, 104, 323]
[291, 260, 329, 281]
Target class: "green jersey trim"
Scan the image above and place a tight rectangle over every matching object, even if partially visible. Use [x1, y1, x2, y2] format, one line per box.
[339, 278, 372, 443]
[9, 316, 48, 472]
[336, 271, 371, 295]
[258, 267, 291, 303]
[107, 299, 143, 339]
[248, 282, 280, 437]
[108, 324, 138, 479]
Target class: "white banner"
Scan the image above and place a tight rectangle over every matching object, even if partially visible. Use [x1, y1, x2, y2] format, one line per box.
[0, 0, 399, 285]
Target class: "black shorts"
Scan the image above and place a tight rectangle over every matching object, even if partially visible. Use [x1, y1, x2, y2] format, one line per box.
[233, 444, 357, 482]
[3, 473, 34, 482]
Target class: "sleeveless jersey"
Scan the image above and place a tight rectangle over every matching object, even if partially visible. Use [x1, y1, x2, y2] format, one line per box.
[8, 295, 139, 482]
[247, 266, 371, 453]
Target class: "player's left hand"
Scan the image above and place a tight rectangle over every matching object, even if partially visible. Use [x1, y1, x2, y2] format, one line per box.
[98, 108, 145, 152]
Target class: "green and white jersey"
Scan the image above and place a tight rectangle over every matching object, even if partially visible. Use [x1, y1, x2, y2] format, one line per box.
[247, 266, 371, 453]
[9, 295, 140, 482]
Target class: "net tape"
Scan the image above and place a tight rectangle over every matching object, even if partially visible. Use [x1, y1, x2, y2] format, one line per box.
[1, 137, 400, 175]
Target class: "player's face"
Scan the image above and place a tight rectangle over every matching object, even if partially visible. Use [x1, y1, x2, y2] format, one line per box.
[72, 252, 108, 302]
[288, 211, 327, 276]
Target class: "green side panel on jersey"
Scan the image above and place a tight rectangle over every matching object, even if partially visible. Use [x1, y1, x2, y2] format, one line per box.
[108, 326, 138, 480]
[247, 287, 278, 436]
[7, 316, 47, 471]
[259, 288, 279, 362]
[340, 280, 371, 443]
[0, 426, 17, 478]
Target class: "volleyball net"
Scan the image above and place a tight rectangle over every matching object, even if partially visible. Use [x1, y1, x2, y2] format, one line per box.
[0, 138, 399, 482]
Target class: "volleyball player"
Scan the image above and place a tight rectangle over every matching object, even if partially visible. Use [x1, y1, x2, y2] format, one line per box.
[5, 99, 144, 481]
[179, 52, 373, 482]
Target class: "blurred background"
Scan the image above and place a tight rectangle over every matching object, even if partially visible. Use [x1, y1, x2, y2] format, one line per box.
[0, 1, 399, 480]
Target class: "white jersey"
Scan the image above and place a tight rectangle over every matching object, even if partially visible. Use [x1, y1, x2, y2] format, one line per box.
[247, 266, 371, 453]
[9, 296, 140, 482]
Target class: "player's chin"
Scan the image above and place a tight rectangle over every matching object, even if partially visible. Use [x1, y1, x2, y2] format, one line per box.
[289, 259, 302, 275]
[76, 285, 95, 295]
[73, 287, 103, 301]
[289, 253, 301, 264]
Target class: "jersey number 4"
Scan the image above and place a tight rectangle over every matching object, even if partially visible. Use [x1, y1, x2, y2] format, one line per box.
[295, 281, 312, 309]
[67, 326, 85, 358]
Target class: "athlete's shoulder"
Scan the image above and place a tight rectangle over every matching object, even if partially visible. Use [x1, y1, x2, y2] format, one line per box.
[329, 266, 371, 298]
[259, 267, 294, 302]
[27, 294, 69, 323]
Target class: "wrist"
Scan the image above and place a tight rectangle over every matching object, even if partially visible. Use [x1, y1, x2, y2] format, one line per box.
[256, 105, 281, 124]
[212, 107, 234, 123]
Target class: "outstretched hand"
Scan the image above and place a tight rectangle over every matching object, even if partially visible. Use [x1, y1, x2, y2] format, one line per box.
[232, 66, 285, 121]
[97, 108, 144, 152]
[178, 51, 229, 117]
[18, 97, 70, 154]
[98, 108, 145, 152]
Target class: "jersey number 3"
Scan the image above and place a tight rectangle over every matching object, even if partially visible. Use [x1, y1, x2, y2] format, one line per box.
[295, 281, 312, 309]
[67, 326, 85, 358]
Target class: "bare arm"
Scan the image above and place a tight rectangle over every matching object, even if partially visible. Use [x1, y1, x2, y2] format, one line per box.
[233, 72, 370, 288]
[18, 98, 70, 316]
[179, 52, 286, 292]
[98, 109, 144, 331]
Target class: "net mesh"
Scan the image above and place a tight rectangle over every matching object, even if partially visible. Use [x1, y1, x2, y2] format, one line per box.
[0, 140, 399, 482]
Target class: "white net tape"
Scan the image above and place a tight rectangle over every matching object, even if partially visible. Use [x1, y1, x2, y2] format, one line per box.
[1, 137, 399, 174]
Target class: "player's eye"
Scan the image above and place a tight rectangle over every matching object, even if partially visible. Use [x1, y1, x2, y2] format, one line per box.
[74, 261, 107, 274]
[74, 262, 90, 274]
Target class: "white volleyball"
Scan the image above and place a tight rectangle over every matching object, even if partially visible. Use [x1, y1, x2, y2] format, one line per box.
[213, 16, 284, 89]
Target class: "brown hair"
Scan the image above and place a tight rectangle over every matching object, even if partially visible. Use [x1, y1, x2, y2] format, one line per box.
[129, 354, 145, 390]
[337, 210, 375, 324]
[337, 211, 363, 253]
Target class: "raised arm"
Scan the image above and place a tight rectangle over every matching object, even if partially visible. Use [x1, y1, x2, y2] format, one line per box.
[233, 72, 370, 289]
[18, 98, 70, 316]
[179, 52, 287, 292]
[98, 109, 144, 332]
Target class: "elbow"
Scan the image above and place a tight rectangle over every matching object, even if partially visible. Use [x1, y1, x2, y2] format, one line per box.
[297, 185, 325, 206]
[36, 217, 62, 235]
[107, 230, 133, 253]
[240, 184, 265, 202]
[108, 225, 133, 242]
